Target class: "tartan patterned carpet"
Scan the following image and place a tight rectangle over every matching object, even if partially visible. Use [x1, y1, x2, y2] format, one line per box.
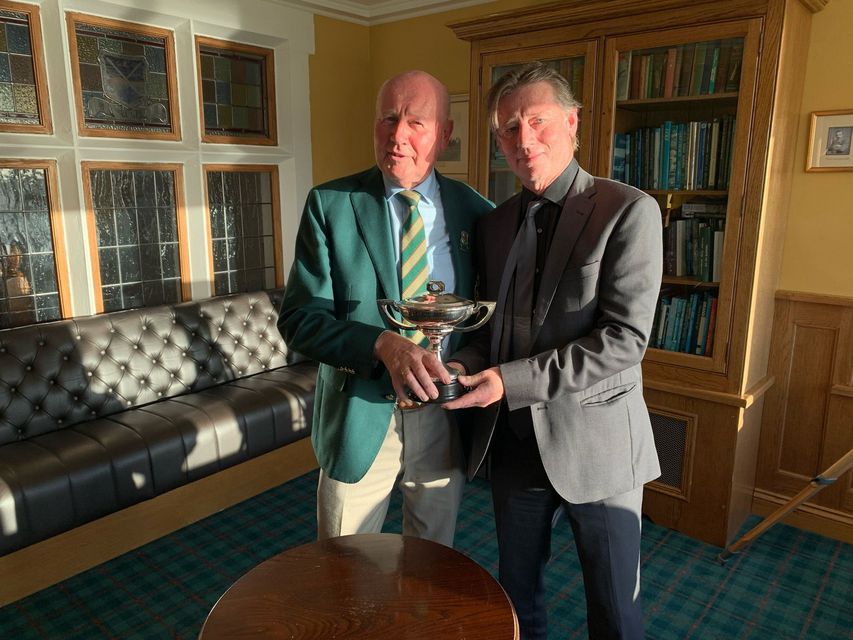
[1, 470, 851, 639]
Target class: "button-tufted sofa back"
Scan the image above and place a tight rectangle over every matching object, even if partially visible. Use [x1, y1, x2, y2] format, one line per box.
[0, 291, 289, 445]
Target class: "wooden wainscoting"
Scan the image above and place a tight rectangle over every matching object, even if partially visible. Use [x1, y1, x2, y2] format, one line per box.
[754, 291, 853, 542]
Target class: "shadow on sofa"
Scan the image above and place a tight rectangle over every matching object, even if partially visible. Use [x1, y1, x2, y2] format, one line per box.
[0, 289, 317, 600]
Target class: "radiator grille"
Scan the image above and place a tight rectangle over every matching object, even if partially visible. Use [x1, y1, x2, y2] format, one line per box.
[650, 411, 688, 489]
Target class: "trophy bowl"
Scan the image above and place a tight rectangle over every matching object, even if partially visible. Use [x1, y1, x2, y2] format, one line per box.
[378, 281, 495, 403]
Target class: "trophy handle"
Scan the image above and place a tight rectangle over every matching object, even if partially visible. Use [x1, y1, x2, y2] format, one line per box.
[453, 302, 496, 333]
[377, 300, 417, 331]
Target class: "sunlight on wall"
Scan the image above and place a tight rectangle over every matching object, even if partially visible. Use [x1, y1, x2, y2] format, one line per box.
[779, 0, 853, 297]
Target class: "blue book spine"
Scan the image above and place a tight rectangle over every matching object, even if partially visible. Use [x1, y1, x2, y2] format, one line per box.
[664, 297, 685, 351]
[684, 292, 702, 352]
[695, 293, 712, 355]
[661, 121, 672, 190]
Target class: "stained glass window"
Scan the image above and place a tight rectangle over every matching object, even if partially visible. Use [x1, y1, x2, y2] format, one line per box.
[205, 168, 281, 295]
[0, 164, 63, 328]
[196, 37, 276, 145]
[68, 13, 179, 139]
[86, 166, 184, 312]
[0, 2, 50, 133]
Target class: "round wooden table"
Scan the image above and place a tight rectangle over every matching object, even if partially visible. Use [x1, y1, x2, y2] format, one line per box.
[199, 533, 519, 639]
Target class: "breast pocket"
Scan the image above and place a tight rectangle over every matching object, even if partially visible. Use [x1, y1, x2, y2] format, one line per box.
[559, 261, 600, 312]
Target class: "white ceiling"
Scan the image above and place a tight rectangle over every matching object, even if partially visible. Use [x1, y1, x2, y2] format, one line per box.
[269, 0, 495, 25]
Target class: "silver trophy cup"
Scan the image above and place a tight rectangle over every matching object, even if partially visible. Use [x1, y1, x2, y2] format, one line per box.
[378, 280, 496, 403]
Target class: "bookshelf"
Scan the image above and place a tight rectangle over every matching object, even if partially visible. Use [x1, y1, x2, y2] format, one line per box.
[606, 25, 758, 365]
[450, 0, 825, 547]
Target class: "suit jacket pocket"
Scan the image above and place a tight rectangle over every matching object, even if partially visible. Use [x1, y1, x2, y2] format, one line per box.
[559, 261, 600, 312]
[580, 382, 637, 407]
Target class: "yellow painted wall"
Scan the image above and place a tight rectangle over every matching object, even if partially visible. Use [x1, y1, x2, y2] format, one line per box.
[310, 1, 852, 297]
[779, 0, 853, 297]
[309, 16, 373, 184]
[309, 1, 549, 184]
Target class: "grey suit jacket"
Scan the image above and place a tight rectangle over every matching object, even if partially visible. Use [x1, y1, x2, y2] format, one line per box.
[453, 165, 662, 504]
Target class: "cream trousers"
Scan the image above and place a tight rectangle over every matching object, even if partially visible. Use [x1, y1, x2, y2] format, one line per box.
[317, 403, 465, 547]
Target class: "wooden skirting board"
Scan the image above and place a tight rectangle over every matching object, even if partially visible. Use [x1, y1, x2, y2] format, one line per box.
[0, 439, 319, 607]
[752, 489, 853, 544]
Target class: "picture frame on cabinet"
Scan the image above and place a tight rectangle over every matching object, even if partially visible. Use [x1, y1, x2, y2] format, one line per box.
[436, 94, 468, 174]
[806, 109, 853, 172]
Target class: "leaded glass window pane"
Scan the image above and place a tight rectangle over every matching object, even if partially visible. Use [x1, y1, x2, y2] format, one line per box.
[0, 6, 44, 127]
[206, 170, 277, 296]
[198, 41, 273, 142]
[72, 19, 174, 135]
[89, 168, 181, 311]
[0, 167, 61, 328]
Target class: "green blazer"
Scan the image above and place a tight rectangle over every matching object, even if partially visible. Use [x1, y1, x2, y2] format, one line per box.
[279, 166, 494, 483]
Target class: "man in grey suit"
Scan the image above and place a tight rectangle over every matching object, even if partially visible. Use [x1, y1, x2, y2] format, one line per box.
[444, 63, 662, 639]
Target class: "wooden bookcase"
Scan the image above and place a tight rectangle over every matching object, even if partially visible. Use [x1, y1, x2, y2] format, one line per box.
[450, 0, 826, 546]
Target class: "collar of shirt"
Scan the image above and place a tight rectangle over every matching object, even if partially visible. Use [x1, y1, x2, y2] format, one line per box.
[382, 170, 440, 207]
[520, 159, 580, 211]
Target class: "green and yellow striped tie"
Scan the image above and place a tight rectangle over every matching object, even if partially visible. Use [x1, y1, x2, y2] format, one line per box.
[398, 189, 430, 348]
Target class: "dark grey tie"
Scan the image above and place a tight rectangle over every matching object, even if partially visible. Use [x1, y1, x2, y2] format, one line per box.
[511, 200, 545, 359]
[504, 200, 544, 441]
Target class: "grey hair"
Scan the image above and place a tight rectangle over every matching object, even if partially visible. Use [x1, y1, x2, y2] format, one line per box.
[487, 61, 581, 133]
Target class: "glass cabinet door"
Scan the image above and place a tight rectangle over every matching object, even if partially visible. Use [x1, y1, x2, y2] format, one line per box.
[477, 42, 597, 203]
[600, 20, 760, 373]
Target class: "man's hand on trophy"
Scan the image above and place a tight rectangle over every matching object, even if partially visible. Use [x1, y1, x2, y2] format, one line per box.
[374, 331, 451, 407]
[442, 366, 505, 409]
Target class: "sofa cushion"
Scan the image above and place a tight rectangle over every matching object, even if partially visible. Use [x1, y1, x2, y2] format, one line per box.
[0, 291, 290, 444]
[0, 361, 316, 555]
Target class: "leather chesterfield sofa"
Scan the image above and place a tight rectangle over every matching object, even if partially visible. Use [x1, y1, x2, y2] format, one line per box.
[0, 290, 318, 605]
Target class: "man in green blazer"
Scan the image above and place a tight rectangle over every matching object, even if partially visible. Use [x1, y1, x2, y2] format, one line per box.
[279, 71, 493, 546]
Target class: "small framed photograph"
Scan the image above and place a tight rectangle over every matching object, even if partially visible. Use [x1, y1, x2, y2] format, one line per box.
[436, 94, 468, 175]
[806, 110, 853, 172]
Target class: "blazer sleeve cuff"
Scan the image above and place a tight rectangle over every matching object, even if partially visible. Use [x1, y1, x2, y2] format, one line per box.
[499, 358, 537, 411]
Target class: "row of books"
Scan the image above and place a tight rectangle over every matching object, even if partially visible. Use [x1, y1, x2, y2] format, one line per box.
[664, 215, 725, 281]
[651, 291, 718, 356]
[612, 116, 736, 191]
[616, 38, 743, 101]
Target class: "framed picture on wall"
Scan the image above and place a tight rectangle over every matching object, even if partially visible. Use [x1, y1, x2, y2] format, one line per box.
[806, 109, 853, 172]
[436, 94, 468, 175]
[66, 12, 180, 140]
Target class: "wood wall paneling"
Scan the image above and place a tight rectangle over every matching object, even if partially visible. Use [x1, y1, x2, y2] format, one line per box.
[754, 292, 853, 541]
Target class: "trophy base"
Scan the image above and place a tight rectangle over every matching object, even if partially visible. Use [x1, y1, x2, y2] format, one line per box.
[407, 380, 467, 404]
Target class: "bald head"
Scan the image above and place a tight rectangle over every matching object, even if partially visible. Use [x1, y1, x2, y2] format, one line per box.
[373, 71, 454, 189]
[376, 71, 451, 122]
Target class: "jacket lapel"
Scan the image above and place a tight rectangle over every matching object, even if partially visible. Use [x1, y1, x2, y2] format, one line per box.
[437, 173, 471, 299]
[488, 195, 524, 363]
[352, 168, 399, 301]
[530, 168, 596, 343]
